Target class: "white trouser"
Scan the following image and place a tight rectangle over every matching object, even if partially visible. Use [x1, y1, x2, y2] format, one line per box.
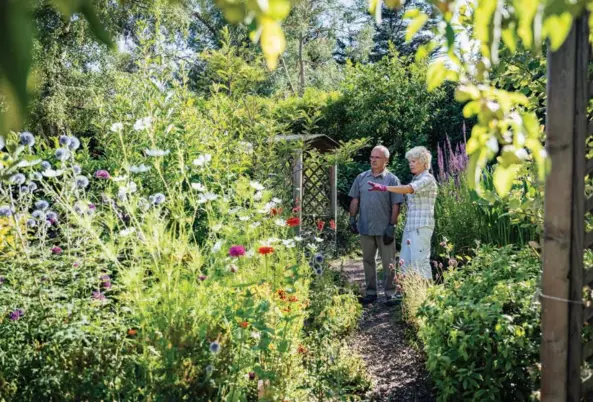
[400, 227, 433, 280]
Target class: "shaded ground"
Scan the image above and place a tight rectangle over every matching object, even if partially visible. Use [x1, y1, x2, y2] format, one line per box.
[333, 258, 435, 402]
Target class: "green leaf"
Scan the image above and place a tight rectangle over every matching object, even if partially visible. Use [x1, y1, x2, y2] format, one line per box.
[493, 164, 521, 196]
[426, 61, 447, 91]
[80, 0, 114, 48]
[406, 12, 429, 42]
[544, 12, 573, 51]
[445, 22, 455, 48]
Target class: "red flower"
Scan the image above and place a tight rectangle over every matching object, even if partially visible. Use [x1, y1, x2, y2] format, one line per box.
[258, 246, 274, 255]
[288, 295, 298, 303]
[277, 289, 287, 300]
[51, 246, 63, 255]
[316, 220, 325, 231]
[292, 206, 301, 213]
[239, 321, 249, 329]
[286, 217, 300, 227]
[329, 219, 336, 230]
[297, 344, 308, 354]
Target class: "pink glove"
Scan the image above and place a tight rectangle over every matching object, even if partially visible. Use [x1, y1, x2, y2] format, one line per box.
[368, 181, 387, 192]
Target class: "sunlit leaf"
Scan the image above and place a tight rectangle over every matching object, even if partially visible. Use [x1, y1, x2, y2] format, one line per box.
[493, 163, 521, 196]
[406, 12, 429, 42]
[426, 61, 447, 91]
[544, 12, 573, 51]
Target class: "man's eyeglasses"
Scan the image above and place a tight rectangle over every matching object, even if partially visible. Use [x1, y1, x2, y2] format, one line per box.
[370, 156, 385, 160]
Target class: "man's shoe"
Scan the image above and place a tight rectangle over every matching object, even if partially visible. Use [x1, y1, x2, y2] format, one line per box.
[385, 293, 403, 306]
[358, 294, 378, 305]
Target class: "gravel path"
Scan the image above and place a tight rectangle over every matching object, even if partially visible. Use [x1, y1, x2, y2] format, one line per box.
[334, 258, 435, 402]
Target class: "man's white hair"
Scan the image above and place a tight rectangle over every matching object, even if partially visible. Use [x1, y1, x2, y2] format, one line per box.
[405, 146, 432, 170]
[372, 145, 390, 159]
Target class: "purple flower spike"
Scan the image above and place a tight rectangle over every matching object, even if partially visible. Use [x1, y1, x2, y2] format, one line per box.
[92, 291, 106, 301]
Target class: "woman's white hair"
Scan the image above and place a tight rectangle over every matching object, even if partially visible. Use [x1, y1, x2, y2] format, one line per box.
[405, 146, 432, 170]
[372, 145, 390, 159]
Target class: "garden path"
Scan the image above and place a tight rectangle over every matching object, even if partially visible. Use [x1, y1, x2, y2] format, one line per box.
[334, 258, 435, 402]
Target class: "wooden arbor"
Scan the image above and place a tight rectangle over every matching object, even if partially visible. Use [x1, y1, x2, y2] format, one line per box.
[541, 14, 592, 402]
[274, 134, 339, 237]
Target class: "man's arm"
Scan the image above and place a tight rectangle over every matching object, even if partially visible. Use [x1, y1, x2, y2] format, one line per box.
[390, 203, 400, 225]
[349, 198, 359, 217]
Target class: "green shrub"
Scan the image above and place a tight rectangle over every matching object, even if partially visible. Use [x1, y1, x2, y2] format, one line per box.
[417, 246, 541, 401]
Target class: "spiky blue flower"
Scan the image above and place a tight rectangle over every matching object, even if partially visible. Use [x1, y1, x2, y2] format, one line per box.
[41, 161, 51, 171]
[46, 211, 58, 221]
[209, 341, 220, 354]
[26, 219, 36, 228]
[32, 210, 45, 220]
[59, 135, 72, 147]
[27, 182, 38, 192]
[9, 173, 26, 185]
[55, 148, 71, 161]
[35, 200, 49, 211]
[149, 193, 166, 205]
[314, 253, 324, 264]
[68, 136, 80, 151]
[75, 175, 89, 189]
[0, 205, 13, 217]
[19, 132, 35, 147]
[72, 165, 81, 174]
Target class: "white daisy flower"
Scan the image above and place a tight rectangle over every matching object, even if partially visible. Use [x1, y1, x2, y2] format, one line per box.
[274, 219, 287, 227]
[272, 198, 282, 204]
[134, 116, 152, 130]
[212, 240, 223, 253]
[282, 239, 296, 248]
[294, 236, 304, 242]
[250, 222, 261, 228]
[191, 182, 206, 191]
[119, 227, 136, 237]
[253, 191, 263, 201]
[193, 154, 212, 167]
[315, 237, 324, 243]
[239, 216, 250, 221]
[212, 223, 222, 232]
[145, 149, 170, 157]
[197, 192, 219, 204]
[42, 169, 64, 178]
[110, 122, 123, 132]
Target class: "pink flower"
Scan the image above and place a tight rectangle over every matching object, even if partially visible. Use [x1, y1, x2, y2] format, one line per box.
[399, 258, 405, 266]
[432, 260, 438, 268]
[438, 262, 443, 269]
[94, 170, 111, 179]
[51, 246, 63, 255]
[448, 258, 458, 268]
[73, 261, 80, 268]
[395, 284, 402, 292]
[199, 275, 207, 281]
[228, 245, 246, 257]
[439, 241, 446, 247]
[406, 239, 411, 245]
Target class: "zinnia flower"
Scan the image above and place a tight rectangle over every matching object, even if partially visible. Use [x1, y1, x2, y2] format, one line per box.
[258, 246, 274, 255]
[329, 219, 336, 230]
[94, 170, 111, 179]
[317, 220, 325, 231]
[286, 217, 300, 227]
[51, 246, 63, 255]
[229, 245, 246, 257]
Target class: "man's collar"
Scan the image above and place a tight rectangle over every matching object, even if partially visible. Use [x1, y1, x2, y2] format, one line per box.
[369, 169, 388, 178]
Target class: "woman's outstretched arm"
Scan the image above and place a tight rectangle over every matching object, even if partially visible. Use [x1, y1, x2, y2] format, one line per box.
[367, 181, 414, 194]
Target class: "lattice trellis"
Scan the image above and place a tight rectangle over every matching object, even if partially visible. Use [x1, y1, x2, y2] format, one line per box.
[302, 156, 332, 217]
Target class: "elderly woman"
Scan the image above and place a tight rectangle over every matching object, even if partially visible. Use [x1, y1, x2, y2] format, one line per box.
[368, 146, 437, 280]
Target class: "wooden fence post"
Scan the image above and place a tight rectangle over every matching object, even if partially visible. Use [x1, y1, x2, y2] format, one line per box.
[541, 20, 577, 402]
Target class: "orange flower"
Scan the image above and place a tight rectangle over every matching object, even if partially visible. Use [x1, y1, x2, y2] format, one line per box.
[277, 289, 287, 300]
[258, 246, 274, 255]
[329, 219, 336, 230]
[270, 207, 283, 216]
[297, 344, 308, 354]
[316, 220, 325, 231]
[239, 321, 249, 328]
[288, 295, 298, 303]
[286, 217, 300, 227]
[127, 328, 138, 337]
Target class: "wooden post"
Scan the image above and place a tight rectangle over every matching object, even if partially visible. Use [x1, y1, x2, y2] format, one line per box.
[329, 163, 338, 250]
[541, 20, 577, 402]
[567, 14, 588, 402]
[293, 150, 303, 233]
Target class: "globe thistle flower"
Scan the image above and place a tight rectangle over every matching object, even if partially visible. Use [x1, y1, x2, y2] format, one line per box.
[75, 175, 89, 189]
[68, 136, 80, 150]
[72, 165, 82, 174]
[137, 198, 150, 211]
[19, 132, 35, 147]
[27, 182, 38, 192]
[87, 203, 96, 215]
[144, 149, 169, 157]
[32, 210, 45, 220]
[9, 309, 24, 321]
[0, 205, 13, 217]
[59, 135, 72, 147]
[94, 170, 111, 179]
[9, 173, 26, 185]
[315, 267, 323, 276]
[31, 172, 43, 181]
[73, 203, 84, 215]
[46, 211, 58, 223]
[149, 193, 166, 205]
[209, 341, 220, 354]
[35, 200, 49, 211]
[40, 161, 51, 170]
[55, 148, 71, 161]
[19, 185, 30, 194]
[206, 365, 214, 375]
[26, 219, 36, 228]
[314, 253, 324, 264]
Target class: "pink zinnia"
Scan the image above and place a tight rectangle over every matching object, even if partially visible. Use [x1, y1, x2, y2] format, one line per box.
[51, 246, 63, 255]
[228, 245, 246, 257]
[94, 170, 111, 179]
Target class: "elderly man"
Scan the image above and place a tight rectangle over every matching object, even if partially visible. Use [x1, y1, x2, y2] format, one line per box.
[368, 146, 437, 281]
[349, 145, 404, 304]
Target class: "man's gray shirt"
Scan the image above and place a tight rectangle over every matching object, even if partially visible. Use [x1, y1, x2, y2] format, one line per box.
[348, 169, 404, 236]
